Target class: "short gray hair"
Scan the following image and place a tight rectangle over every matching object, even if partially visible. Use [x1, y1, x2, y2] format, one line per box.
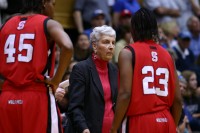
[90, 25, 116, 44]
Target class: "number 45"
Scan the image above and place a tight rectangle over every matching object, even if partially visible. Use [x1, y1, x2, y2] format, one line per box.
[4, 34, 35, 63]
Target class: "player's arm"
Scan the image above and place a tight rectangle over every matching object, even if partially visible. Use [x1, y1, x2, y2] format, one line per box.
[111, 48, 133, 133]
[171, 69, 182, 126]
[46, 19, 73, 92]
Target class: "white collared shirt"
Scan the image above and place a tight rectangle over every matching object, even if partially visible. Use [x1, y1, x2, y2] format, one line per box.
[174, 43, 189, 59]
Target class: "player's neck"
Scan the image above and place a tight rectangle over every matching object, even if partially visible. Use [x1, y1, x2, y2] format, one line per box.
[21, 12, 37, 17]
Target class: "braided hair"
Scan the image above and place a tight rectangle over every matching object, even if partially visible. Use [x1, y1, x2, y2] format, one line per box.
[21, 0, 44, 14]
[131, 8, 159, 43]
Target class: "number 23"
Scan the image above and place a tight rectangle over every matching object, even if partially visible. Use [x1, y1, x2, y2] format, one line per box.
[142, 66, 169, 97]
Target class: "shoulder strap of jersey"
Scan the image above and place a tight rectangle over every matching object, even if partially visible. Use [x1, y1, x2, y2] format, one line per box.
[124, 45, 135, 69]
[43, 17, 51, 40]
[42, 17, 55, 77]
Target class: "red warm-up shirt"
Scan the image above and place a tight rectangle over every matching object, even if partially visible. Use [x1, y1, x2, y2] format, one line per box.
[92, 55, 114, 133]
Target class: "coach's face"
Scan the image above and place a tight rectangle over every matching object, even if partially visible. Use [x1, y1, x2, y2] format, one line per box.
[93, 34, 115, 61]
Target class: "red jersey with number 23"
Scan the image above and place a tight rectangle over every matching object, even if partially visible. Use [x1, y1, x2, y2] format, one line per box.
[0, 14, 55, 86]
[127, 40, 176, 116]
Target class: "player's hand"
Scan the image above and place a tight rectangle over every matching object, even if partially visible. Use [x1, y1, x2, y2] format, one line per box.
[44, 77, 59, 93]
[82, 129, 90, 133]
[55, 87, 66, 102]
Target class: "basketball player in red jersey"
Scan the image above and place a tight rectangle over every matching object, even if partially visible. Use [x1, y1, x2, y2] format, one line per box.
[0, 0, 73, 133]
[111, 8, 182, 133]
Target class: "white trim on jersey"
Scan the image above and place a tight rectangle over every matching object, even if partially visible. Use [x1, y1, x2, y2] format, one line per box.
[49, 89, 59, 133]
[122, 117, 127, 133]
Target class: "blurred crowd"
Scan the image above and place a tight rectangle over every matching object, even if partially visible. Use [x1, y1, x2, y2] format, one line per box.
[1, 0, 200, 132]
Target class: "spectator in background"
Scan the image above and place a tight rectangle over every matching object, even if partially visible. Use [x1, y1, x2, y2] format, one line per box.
[177, 71, 188, 99]
[118, 9, 132, 28]
[113, 26, 131, 64]
[158, 26, 179, 61]
[189, 0, 200, 17]
[73, 33, 91, 61]
[158, 26, 170, 48]
[68, 25, 118, 133]
[84, 9, 106, 38]
[115, 9, 132, 41]
[178, 112, 192, 133]
[173, 31, 196, 72]
[54, 0, 78, 45]
[173, 31, 200, 86]
[112, 0, 140, 28]
[182, 70, 199, 98]
[176, 0, 200, 32]
[73, 0, 111, 33]
[177, 73, 192, 133]
[160, 21, 179, 48]
[187, 16, 200, 61]
[143, 0, 180, 39]
[143, 0, 180, 23]
[182, 70, 200, 132]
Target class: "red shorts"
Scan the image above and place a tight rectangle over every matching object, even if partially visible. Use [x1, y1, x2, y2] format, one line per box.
[0, 83, 62, 133]
[122, 109, 176, 133]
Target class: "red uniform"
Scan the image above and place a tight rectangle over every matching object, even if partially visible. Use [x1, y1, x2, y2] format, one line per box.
[0, 15, 62, 133]
[122, 40, 176, 133]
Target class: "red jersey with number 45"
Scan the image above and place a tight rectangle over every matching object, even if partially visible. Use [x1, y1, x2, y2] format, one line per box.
[127, 40, 176, 116]
[0, 14, 55, 86]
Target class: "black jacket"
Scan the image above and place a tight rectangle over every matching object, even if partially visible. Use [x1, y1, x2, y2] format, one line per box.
[67, 56, 118, 133]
